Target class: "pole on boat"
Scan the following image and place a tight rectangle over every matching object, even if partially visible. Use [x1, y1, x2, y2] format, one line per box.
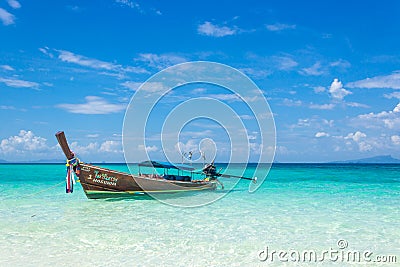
[201, 151, 206, 166]
[55, 131, 79, 194]
[197, 165, 258, 183]
[55, 131, 74, 160]
[219, 173, 258, 183]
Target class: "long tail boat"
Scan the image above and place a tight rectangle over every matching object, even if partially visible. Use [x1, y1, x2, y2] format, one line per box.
[55, 131, 218, 199]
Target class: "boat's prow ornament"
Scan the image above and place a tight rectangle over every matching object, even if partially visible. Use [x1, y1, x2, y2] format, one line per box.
[55, 131, 80, 194]
[65, 159, 75, 193]
[65, 155, 80, 193]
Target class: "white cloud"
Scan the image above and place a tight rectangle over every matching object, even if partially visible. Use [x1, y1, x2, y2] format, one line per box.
[269, 145, 290, 156]
[0, 8, 15, 25]
[265, 23, 296, 32]
[345, 131, 366, 142]
[57, 50, 118, 70]
[282, 98, 302, 107]
[43, 82, 53, 87]
[0, 130, 48, 154]
[179, 130, 213, 138]
[38, 47, 54, 58]
[137, 81, 170, 93]
[329, 78, 351, 100]
[248, 134, 257, 140]
[313, 86, 325, 93]
[115, 0, 161, 15]
[356, 102, 400, 129]
[0, 65, 14, 71]
[276, 145, 290, 155]
[115, 0, 140, 10]
[346, 102, 370, 108]
[0, 105, 15, 110]
[175, 139, 199, 154]
[138, 144, 158, 152]
[347, 71, 400, 89]
[272, 56, 298, 70]
[309, 103, 335, 110]
[330, 59, 351, 69]
[289, 117, 335, 131]
[249, 142, 263, 154]
[197, 21, 237, 37]
[191, 88, 206, 94]
[322, 119, 334, 127]
[100, 140, 122, 153]
[244, 53, 299, 75]
[384, 92, 400, 99]
[259, 112, 275, 120]
[70, 141, 98, 155]
[295, 118, 310, 127]
[7, 0, 21, 9]
[70, 140, 123, 155]
[57, 96, 126, 114]
[123, 66, 149, 74]
[208, 93, 240, 102]
[135, 53, 187, 69]
[315, 132, 329, 138]
[239, 68, 271, 79]
[121, 81, 142, 90]
[358, 142, 372, 152]
[343, 131, 372, 152]
[239, 114, 254, 120]
[391, 135, 400, 145]
[300, 62, 324, 76]
[0, 77, 39, 89]
[86, 134, 99, 138]
[0, 131, 124, 161]
[54, 49, 147, 75]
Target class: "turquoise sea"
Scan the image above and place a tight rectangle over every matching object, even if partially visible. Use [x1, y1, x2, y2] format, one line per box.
[0, 163, 399, 266]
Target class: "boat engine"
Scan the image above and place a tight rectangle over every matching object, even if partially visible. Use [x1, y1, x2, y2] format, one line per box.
[202, 162, 224, 189]
[202, 162, 218, 177]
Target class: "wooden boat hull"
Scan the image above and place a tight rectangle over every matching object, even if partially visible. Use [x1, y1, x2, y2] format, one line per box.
[55, 131, 217, 199]
[78, 163, 217, 199]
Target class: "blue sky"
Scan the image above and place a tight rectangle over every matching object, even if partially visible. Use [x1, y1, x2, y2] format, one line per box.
[1, 0, 400, 162]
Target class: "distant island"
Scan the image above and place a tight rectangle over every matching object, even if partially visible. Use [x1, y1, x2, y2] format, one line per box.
[0, 159, 64, 164]
[330, 155, 400, 164]
[1, 155, 400, 164]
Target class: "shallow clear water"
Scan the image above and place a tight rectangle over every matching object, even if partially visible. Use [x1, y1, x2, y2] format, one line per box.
[0, 164, 399, 266]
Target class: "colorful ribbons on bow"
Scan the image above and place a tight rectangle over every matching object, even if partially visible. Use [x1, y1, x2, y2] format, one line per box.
[65, 157, 79, 193]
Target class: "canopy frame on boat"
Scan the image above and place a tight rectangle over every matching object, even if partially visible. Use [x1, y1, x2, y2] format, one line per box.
[138, 160, 195, 171]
